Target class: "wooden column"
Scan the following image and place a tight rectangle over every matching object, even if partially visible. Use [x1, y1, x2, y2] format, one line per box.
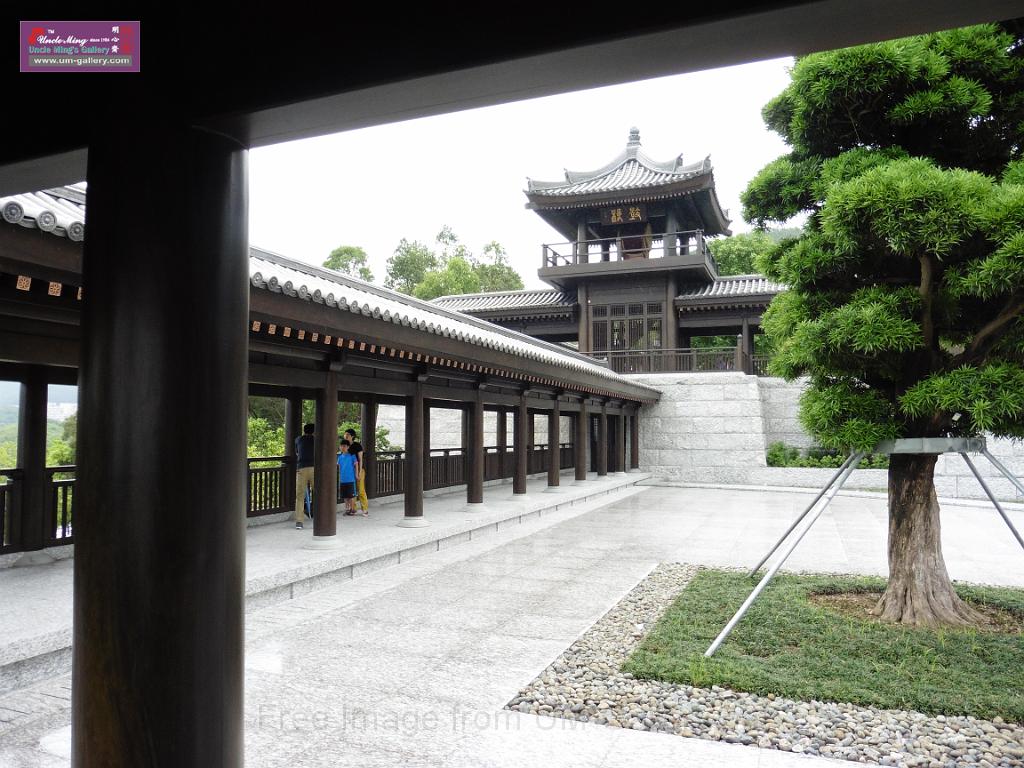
[423, 404, 431, 483]
[742, 317, 754, 373]
[665, 275, 678, 352]
[313, 372, 338, 538]
[513, 396, 528, 494]
[597, 404, 608, 476]
[74, 121, 247, 767]
[576, 219, 588, 264]
[574, 402, 588, 482]
[284, 391, 302, 509]
[547, 398, 561, 488]
[616, 414, 627, 472]
[630, 407, 641, 470]
[400, 381, 427, 525]
[15, 365, 49, 552]
[665, 208, 679, 257]
[577, 284, 590, 354]
[496, 409, 508, 479]
[361, 398, 377, 499]
[467, 395, 484, 504]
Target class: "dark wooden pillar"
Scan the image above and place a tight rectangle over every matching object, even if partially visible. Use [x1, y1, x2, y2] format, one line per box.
[284, 390, 302, 508]
[513, 397, 528, 494]
[665, 275, 678, 352]
[400, 382, 426, 525]
[742, 317, 754, 373]
[74, 122, 247, 766]
[574, 403, 588, 482]
[547, 399, 561, 488]
[423, 404, 431, 482]
[467, 395, 484, 504]
[314, 372, 338, 537]
[496, 409, 508, 479]
[15, 366, 49, 552]
[361, 398, 377, 499]
[615, 414, 627, 472]
[577, 284, 590, 353]
[630, 407, 641, 470]
[597, 404, 609, 477]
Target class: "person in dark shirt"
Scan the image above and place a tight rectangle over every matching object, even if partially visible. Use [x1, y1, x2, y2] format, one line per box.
[293, 423, 315, 529]
[344, 428, 369, 515]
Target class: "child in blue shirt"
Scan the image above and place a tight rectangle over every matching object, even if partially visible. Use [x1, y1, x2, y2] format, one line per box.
[338, 439, 360, 515]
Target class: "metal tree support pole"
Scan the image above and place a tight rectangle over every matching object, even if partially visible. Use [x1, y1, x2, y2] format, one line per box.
[747, 453, 859, 577]
[705, 452, 864, 658]
[982, 449, 1024, 497]
[961, 452, 1024, 553]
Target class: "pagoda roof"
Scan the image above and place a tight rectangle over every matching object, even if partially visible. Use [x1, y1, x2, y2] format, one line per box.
[524, 128, 732, 238]
[526, 128, 711, 203]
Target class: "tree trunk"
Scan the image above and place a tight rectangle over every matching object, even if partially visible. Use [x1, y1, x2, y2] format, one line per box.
[872, 453, 982, 627]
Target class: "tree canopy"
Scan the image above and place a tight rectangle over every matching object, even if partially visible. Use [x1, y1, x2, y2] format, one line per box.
[743, 22, 1024, 626]
[746, 22, 1024, 451]
[323, 245, 374, 282]
[385, 227, 524, 300]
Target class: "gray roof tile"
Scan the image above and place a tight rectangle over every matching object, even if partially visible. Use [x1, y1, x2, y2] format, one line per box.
[432, 289, 576, 313]
[526, 128, 712, 198]
[677, 275, 786, 300]
[0, 185, 86, 241]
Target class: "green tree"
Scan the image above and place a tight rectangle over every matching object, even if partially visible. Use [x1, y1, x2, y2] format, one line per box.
[743, 23, 1024, 627]
[386, 228, 524, 298]
[474, 241, 524, 292]
[708, 231, 776, 275]
[385, 239, 438, 294]
[324, 245, 373, 282]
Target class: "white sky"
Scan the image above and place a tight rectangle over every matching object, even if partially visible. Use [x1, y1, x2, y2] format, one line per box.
[248, 57, 796, 291]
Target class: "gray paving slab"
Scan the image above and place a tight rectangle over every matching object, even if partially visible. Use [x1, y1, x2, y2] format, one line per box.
[1, 483, 1021, 766]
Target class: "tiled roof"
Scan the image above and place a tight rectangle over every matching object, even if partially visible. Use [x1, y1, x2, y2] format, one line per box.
[677, 275, 786, 300]
[526, 128, 712, 198]
[0, 185, 86, 241]
[0, 185, 659, 398]
[249, 249, 659, 393]
[432, 289, 576, 313]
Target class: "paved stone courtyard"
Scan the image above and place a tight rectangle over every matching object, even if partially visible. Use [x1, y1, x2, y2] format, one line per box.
[0, 484, 1021, 766]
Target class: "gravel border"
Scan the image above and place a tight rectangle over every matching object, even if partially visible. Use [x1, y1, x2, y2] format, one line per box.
[506, 563, 1024, 768]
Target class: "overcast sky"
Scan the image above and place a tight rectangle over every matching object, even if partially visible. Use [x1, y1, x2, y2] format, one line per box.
[249, 57, 796, 291]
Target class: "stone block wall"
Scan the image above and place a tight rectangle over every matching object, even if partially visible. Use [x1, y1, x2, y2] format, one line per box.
[634, 373, 1024, 502]
[633, 373, 768, 483]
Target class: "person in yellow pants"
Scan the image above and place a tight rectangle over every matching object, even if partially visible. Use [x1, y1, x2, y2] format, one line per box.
[344, 428, 369, 515]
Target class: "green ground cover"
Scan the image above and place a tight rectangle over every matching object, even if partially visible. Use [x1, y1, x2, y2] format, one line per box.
[623, 569, 1024, 722]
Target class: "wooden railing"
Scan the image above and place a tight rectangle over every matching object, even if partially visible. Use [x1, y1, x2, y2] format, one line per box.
[0, 443, 583, 550]
[585, 347, 770, 376]
[247, 456, 290, 517]
[46, 466, 75, 544]
[0, 469, 19, 553]
[542, 229, 718, 275]
[375, 450, 405, 497]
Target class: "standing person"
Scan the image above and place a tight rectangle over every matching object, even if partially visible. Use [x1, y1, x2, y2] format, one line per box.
[337, 439, 358, 516]
[345, 428, 369, 516]
[294, 423, 315, 530]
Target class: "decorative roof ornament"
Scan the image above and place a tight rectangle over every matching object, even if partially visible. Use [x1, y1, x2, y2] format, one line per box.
[2, 201, 24, 224]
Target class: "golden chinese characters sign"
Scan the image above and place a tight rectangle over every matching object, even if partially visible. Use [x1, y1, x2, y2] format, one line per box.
[600, 205, 647, 225]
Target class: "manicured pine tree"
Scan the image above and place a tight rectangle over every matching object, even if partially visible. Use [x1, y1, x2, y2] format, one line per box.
[743, 22, 1024, 626]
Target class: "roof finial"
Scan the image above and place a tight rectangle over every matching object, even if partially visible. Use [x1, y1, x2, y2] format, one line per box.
[627, 127, 641, 147]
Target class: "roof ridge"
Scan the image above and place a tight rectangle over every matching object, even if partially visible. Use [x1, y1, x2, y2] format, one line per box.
[433, 288, 563, 300]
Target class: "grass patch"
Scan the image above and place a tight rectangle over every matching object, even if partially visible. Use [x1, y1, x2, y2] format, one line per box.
[623, 569, 1024, 722]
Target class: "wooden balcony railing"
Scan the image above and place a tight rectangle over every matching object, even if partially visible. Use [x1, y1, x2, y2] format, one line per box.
[542, 229, 719, 275]
[585, 347, 763, 375]
[0, 469, 19, 553]
[0, 443, 582, 553]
